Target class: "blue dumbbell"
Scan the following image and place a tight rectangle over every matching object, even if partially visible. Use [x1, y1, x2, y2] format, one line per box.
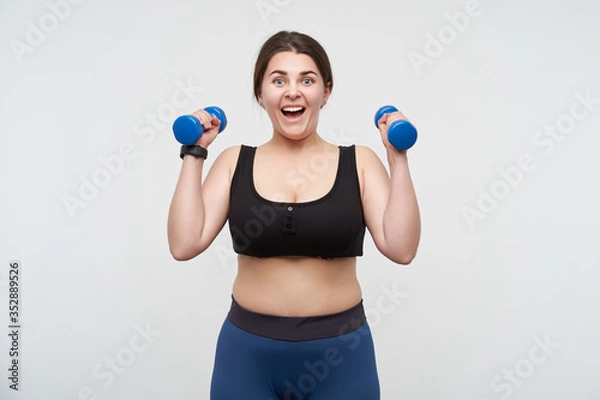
[173, 106, 228, 145]
[374, 105, 417, 150]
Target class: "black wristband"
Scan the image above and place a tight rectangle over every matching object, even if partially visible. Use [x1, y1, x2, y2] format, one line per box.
[180, 145, 208, 160]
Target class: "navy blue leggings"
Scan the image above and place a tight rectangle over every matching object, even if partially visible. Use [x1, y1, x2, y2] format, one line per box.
[210, 299, 380, 400]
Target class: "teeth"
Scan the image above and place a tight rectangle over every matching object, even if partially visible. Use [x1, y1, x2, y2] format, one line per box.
[282, 107, 304, 112]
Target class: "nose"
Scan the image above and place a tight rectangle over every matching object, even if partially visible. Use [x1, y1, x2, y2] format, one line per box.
[286, 84, 300, 99]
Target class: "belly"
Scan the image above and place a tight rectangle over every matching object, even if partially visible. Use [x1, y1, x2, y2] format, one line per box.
[232, 255, 362, 317]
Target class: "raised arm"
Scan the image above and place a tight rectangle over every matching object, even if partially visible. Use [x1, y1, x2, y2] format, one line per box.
[167, 145, 239, 261]
[167, 109, 239, 261]
[357, 112, 421, 265]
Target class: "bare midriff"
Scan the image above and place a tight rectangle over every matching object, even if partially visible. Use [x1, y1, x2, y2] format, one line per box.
[232, 254, 362, 317]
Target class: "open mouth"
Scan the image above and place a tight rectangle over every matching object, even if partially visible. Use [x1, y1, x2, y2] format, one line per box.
[281, 106, 306, 119]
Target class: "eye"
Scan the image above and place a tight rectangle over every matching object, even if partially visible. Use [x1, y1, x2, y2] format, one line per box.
[302, 77, 314, 84]
[273, 78, 284, 85]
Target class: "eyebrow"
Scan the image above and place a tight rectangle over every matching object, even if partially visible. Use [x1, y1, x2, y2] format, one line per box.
[269, 70, 318, 76]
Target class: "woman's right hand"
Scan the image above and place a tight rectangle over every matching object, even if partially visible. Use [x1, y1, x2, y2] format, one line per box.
[190, 108, 222, 148]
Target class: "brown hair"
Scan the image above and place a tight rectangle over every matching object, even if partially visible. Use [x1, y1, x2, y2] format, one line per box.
[253, 31, 333, 102]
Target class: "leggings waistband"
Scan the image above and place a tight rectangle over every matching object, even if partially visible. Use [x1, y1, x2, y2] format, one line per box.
[226, 296, 367, 341]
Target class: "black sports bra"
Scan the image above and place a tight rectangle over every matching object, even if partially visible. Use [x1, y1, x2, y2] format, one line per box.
[227, 145, 366, 258]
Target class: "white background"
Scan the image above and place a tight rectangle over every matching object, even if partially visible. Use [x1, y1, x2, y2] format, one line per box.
[1, 0, 599, 399]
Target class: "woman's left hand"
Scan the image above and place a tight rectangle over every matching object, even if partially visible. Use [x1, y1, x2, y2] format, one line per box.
[376, 110, 410, 153]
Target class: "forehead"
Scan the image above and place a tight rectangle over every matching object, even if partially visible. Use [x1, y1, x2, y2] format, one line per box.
[265, 51, 320, 74]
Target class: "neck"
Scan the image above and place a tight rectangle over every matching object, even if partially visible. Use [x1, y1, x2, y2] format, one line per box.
[266, 131, 324, 153]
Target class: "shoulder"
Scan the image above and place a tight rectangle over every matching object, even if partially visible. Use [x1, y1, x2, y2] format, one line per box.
[353, 145, 384, 169]
[213, 145, 242, 164]
[353, 145, 389, 191]
[208, 145, 244, 178]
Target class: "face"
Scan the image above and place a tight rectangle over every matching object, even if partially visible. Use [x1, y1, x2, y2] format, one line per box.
[258, 51, 331, 140]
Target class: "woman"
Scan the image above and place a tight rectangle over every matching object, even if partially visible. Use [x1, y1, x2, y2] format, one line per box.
[167, 30, 420, 400]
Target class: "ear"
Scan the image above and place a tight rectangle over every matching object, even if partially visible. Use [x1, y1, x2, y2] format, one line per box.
[321, 82, 332, 108]
[257, 92, 264, 108]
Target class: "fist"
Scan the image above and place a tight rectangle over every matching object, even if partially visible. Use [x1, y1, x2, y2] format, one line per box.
[189, 108, 221, 148]
[376, 110, 410, 152]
